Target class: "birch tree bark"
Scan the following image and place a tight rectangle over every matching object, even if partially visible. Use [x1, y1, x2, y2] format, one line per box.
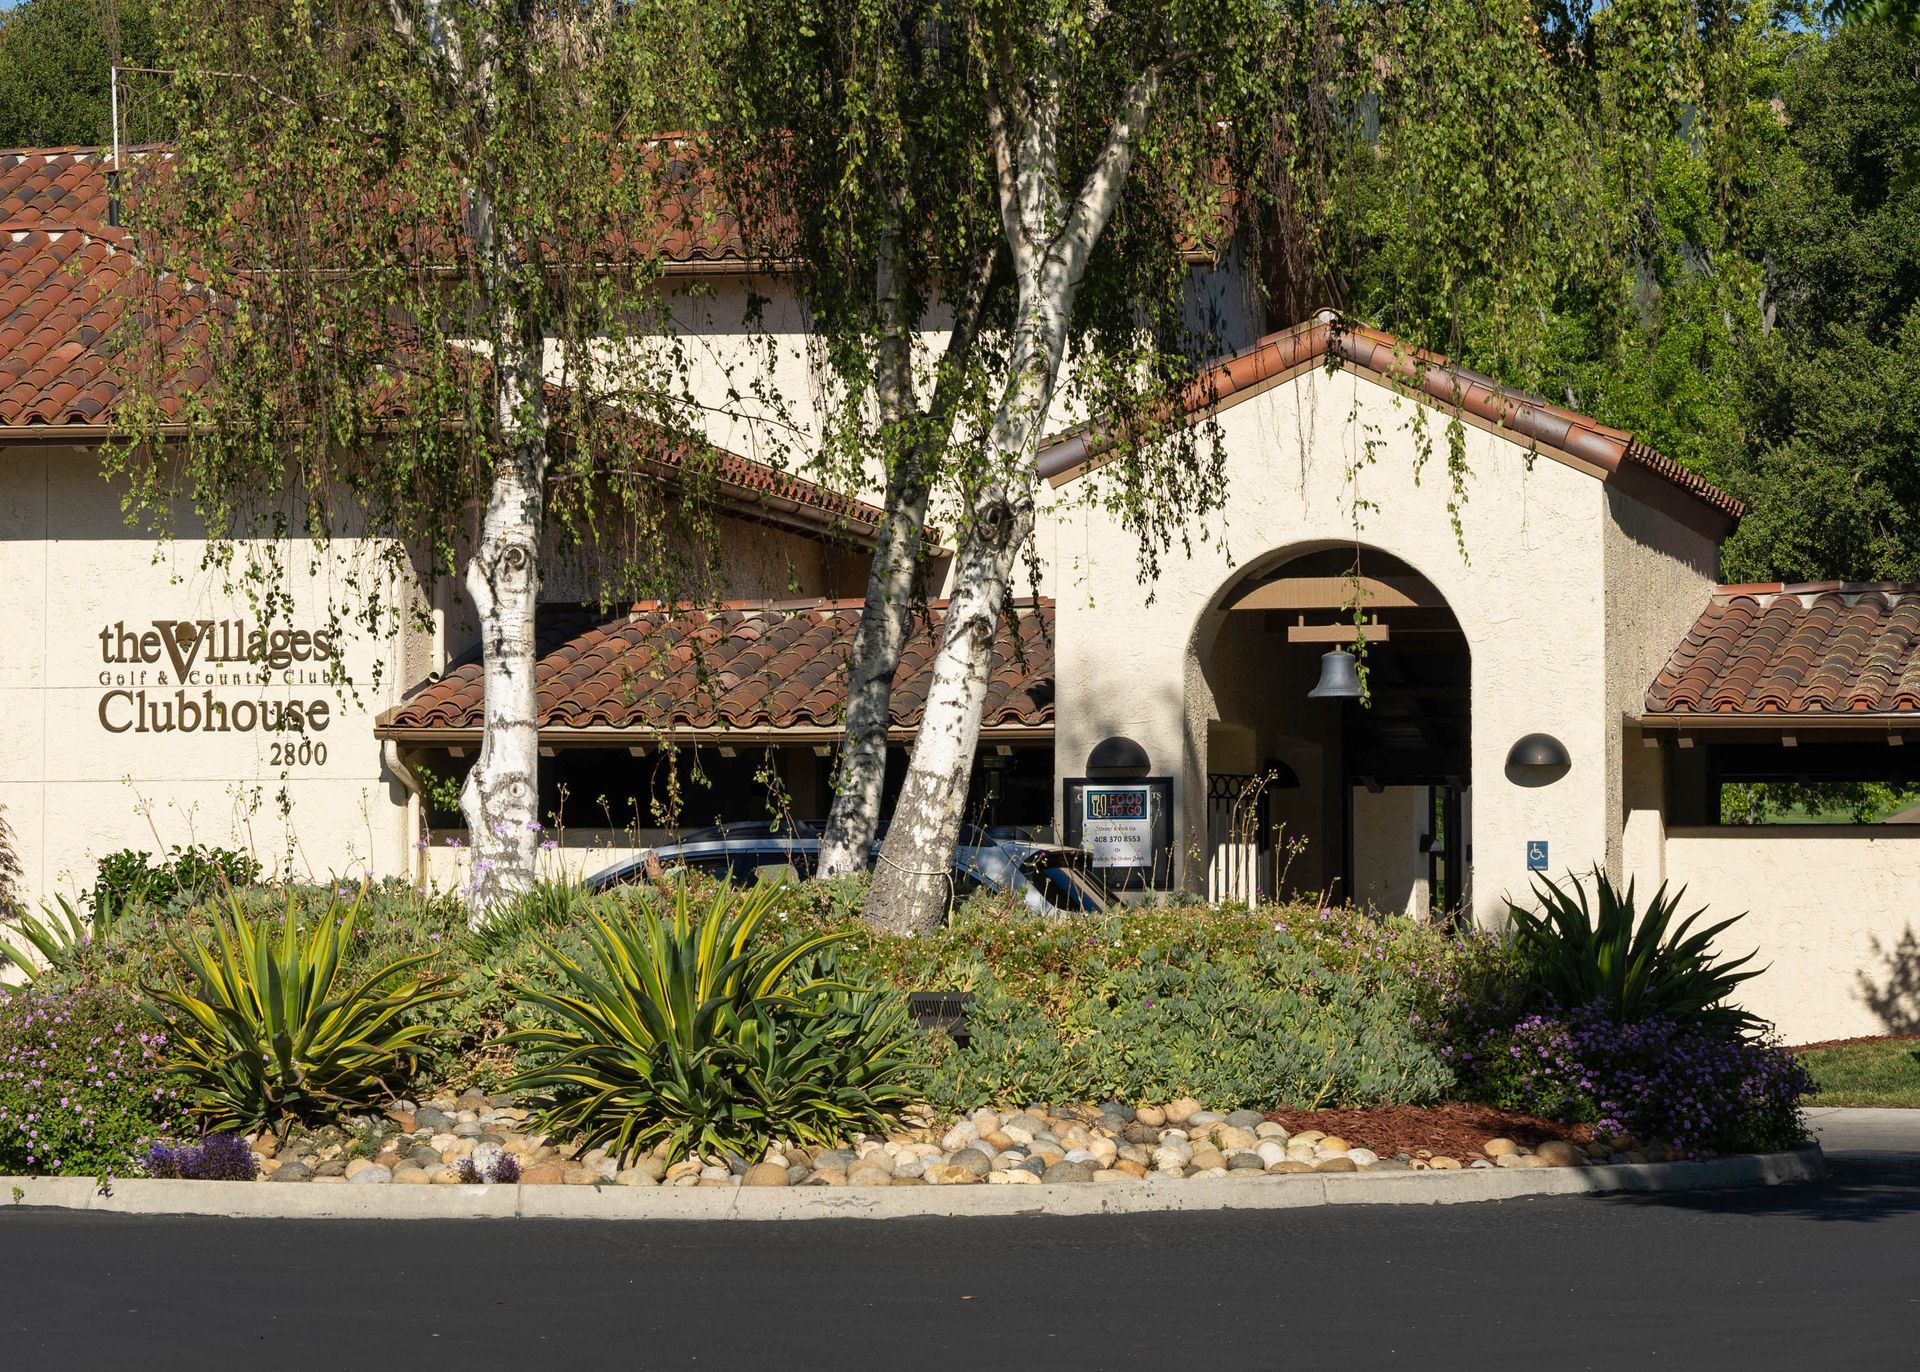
[865, 51, 1170, 934]
[817, 231, 996, 878]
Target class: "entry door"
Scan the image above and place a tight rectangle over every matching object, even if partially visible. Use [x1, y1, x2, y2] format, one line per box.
[1345, 783, 1468, 920]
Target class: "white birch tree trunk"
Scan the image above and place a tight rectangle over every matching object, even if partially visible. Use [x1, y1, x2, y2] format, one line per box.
[818, 233, 995, 878]
[863, 52, 1165, 934]
[457, 276, 549, 917]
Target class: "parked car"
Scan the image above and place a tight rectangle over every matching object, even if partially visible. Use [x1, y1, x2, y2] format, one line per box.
[583, 820, 1112, 915]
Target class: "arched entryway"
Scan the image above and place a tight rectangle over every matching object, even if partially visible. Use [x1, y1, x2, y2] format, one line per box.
[1189, 546, 1472, 917]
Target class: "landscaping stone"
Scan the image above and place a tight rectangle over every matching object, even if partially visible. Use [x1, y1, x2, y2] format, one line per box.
[269, 1162, 312, 1183]
[1164, 1097, 1201, 1125]
[1042, 1160, 1095, 1184]
[948, 1148, 993, 1179]
[1483, 1137, 1521, 1157]
[1315, 1156, 1357, 1173]
[350, 1165, 392, 1184]
[1134, 1105, 1167, 1128]
[1534, 1140, 1586, 1167]
[742, 1162, 791, 1187]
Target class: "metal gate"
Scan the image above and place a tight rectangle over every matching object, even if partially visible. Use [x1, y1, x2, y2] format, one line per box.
[1205, 772, 1272, 904]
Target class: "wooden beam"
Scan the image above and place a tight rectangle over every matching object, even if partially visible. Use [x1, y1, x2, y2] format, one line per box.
[1230, 575, 1442, 612]
[1286, 616, 1391, 644]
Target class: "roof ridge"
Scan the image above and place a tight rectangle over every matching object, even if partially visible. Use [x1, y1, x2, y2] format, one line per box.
[1716, 581, 1920, 600]
[1036, 312, 1744, 536]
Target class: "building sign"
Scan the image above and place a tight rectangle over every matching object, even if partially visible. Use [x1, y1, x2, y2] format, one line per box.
[1062, 776, 1173, 890]
[1527, 839, 1549, 872]
[93, 616, 341, 741]
[1082, 785, 1153, 869]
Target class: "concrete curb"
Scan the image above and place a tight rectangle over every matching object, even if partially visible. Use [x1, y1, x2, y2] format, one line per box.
[0, 1144, 1825, 1222]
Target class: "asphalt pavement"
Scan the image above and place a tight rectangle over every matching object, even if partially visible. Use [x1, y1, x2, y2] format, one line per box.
[4, 1111, 1917, 1369]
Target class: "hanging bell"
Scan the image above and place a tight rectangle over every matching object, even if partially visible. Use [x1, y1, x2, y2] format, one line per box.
[1307, 648, 1361, 700]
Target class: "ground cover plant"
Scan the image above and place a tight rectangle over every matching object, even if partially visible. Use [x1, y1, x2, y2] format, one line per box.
[7, 860, 1817, 1175]
[1441, 872, 1814, 1156]
[0, 979, 188, 1176]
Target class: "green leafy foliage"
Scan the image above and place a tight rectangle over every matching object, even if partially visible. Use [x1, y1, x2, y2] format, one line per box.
[0, 0, 160, 148]
[917, 929, 1453, 1116]
[1505, 869, 1766, 1037]
[143, 893, 453, 1133]
[92, 844, 262, 915]
[506, 882, 921, 1163]
[0, 895, 129, 981]
[0, 978, 189, 1177]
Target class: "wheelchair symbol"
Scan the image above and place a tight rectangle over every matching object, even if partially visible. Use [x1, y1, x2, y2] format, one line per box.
[1527, 840, 1549, 872]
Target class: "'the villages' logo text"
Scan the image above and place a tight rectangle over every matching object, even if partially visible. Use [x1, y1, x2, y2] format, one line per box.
[96, 618, 339, 735]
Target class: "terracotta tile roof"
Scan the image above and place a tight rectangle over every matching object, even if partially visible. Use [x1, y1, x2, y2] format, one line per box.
[0, 152, 883, 536]
[1037, 312, 1744, 538]
[0, 224, 214, 427]
[0, 149, 121, 228]
[0, 144, 757, 267]
[1647, 584, 1920, 716]
[376, 599, 1056, 738]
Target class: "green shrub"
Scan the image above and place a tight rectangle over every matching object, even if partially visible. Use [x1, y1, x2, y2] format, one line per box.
[506, 882, 922, 1163]
[918, 931, 1453, 1115]
[93, 844, 262, 914]
[143, 892, 453, 1133]
[1506, 869, 1764, 1037]
[0, 978, 189, 1176]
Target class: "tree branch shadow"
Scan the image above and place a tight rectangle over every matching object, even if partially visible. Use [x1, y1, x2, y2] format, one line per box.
[1857, 927, 1920, 1036]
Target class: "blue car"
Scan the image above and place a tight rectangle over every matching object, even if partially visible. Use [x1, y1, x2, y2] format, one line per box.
[583, 820, 1112, 916]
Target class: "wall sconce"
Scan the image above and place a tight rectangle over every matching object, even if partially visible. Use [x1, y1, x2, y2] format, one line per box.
[1505, 732, 1570, 786]
[1087, 735, 1151, 776]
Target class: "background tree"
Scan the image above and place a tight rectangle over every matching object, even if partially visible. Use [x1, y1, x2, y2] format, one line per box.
[113, 1, 712, 914]
[0, 0, 157, 148]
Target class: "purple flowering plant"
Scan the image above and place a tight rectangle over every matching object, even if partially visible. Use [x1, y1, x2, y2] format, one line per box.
[0, 979, 190, 1176]
[1468, 1001, 1813, 1155]
[141, 1131, 258, 1181]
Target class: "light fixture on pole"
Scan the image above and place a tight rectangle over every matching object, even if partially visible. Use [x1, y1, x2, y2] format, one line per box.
[1307, 649, 1361, 700]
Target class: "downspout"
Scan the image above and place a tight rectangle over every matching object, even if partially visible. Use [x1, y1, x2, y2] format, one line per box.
[382, 739, 425, 886]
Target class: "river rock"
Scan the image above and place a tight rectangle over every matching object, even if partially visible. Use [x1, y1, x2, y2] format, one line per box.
[1483, 1137, 1521, 1157]
[949, 1148, 993, 1179]
[1315, 1156, 1358, 1173]
[270, 1162, 312, 1183]
[349, 1165, 392, 1184]
[1134, 1105, 1167, 1128]
[1429, 1155, 1462, 1170]
[1534, 1140, 1585, 1167]
[742, 1162, 791, 1187]
[1164, 1097, 1202, 1126]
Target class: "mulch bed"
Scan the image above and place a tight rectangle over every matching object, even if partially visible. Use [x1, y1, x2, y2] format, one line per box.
[1262, 1103, 1594, 1160]
[1787, 1033, 1920, 1053]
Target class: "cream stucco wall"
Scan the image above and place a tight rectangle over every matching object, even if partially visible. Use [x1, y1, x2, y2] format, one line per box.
[1053, 366, 1621, 927]
[1660, 827, 1920, 1044]
[1601, 488, 1719, 876]
[0, 446, 423, 904]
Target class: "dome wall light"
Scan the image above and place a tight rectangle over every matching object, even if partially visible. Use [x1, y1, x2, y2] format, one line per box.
[1086, 735, 1152, 775]
[1506, 733, 1571, 788]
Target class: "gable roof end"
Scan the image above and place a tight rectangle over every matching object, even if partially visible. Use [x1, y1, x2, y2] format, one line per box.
[1037, 313, 1743, 541]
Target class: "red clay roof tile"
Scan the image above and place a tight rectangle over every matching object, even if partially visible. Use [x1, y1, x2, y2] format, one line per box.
[1646, 585, 1920, 716]
[377, 599, 1055, 737]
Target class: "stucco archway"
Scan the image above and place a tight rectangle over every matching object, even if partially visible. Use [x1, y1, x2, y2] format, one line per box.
[1185, 544, 1472, 917]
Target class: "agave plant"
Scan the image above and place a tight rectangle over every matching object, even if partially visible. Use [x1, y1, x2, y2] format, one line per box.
[506, 883, 922, 1163]
[0, 893, 127, 981]
[144, 892, 453, 1133]
[1505, 869, 1765, 1036]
